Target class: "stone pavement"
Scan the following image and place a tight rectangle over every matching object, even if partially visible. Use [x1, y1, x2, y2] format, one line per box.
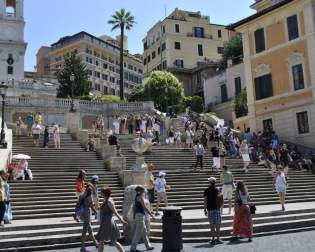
[41, 229, 315, 252]
[8, 201, 315, 228]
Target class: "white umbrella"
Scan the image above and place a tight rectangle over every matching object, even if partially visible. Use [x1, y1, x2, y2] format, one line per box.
[12, 154, 31, 160]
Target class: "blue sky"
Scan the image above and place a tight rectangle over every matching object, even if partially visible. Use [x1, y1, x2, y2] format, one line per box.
[24, 0, 255, 71]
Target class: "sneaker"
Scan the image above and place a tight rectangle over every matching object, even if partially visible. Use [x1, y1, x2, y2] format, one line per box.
[147, 246, 155, 251]
[155, 212, 160, 216]
[210, 239, 216, 245]
[248, 237, 253, 242]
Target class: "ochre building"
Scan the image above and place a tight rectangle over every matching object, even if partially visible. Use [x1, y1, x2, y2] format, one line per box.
[230, 0, 315, 148]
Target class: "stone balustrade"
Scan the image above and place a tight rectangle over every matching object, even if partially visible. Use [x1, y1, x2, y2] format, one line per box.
[5, 96, 154, 114]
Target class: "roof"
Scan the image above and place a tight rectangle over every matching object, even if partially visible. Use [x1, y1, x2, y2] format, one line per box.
[51, 31, 142, 63]
[228, 0, 294, 30]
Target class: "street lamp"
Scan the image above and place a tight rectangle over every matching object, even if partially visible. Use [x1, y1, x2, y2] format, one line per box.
[165, 86, 175, 116]
[0, 82, 8, 149]
[69, 73, 76, 112]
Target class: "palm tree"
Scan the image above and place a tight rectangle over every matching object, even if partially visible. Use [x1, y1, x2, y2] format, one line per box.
[108, 9, 135, 100]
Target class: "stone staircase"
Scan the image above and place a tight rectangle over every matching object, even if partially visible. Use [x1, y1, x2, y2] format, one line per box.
[119, 135, 315, 242]
[0, 134, 125, 251]
[1, 134, 315, 250]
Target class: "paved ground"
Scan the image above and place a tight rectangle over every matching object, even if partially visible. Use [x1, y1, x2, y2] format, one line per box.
[42, 230, 315, 252]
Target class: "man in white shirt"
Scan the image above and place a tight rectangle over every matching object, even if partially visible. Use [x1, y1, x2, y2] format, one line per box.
[155, 171, 169, 216]
[32, 122, 42, 146]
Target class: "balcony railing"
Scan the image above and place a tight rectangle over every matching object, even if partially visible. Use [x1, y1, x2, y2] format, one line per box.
[187, 33, 213, 39]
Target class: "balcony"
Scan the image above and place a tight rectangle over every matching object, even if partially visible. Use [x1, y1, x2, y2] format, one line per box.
[187, 33, 213, 39]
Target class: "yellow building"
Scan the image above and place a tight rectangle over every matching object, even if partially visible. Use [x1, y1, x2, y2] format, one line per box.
[38, 32, 143, 97]
[230, 0, 315, 147]
[143, 8, 229, 96]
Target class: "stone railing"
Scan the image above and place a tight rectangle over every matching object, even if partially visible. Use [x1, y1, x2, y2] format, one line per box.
[5, 96, 154, 113]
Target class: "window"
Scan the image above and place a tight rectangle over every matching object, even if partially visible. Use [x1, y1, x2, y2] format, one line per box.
[175, 24, 180, 33]
[104, 86, 108, 95]
[174, 42, 181, 50]
[175, 59, 184, 68]
[147, 55, 151, 63]
[162, 60, 167, 70]
[217, 47, 224, 54]
[152, 51, 156, 59]
[144, 42, 148, 50]
[292, 64, 305, 90]
[255, 74, 273, 100]
[95, 84, 101, 91]
[158, 47, 161, 55]
[297, 111, 309, 134]
[198, 44, 203, 56]
[143, 58, 147, 65]
[95, 60, 99, 66]
[128, 64, 133, 70]
[194, 27, 204, 38]
[221, 84, 228, 102]
[263, 119, 273, 133]
[111, 89, 116, 95]
[235, 77, 242, 96]
[218, 30, 222, 38]
[254, 28, 265, 53]
[287, 15, 299, 41]
[7, 66, 13, 75]
[162, 43, 166, 51]
[103, 63, 108, 69]
[162, 25, 165, 34]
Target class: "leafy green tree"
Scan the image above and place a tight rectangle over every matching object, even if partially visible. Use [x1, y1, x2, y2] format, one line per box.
[56, 53, 90, 98]
[142, 71, 184, 112]
[128, 84, 145, 102]
[108, 9, 135, 101]
[234, 88, 248, 118]
[190, 96, 204, 113]
[219, 35, 243, 70]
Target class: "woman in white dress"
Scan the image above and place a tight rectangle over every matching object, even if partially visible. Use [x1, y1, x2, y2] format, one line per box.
[53, 124, 61, 149]
[240, 140, 251, 173]
[274, 166, 287, 211]
[185, 127, 194, 148]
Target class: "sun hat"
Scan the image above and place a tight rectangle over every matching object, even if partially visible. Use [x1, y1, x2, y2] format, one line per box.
[208, 177, 216, 183]
[159, 171, 166, 177]
[91, 175, 99, 182]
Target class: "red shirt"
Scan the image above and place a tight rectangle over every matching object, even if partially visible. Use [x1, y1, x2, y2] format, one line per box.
[76, 178, 85, 193]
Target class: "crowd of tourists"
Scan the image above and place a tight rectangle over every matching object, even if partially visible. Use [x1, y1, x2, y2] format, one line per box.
[15, 112, 61, 149]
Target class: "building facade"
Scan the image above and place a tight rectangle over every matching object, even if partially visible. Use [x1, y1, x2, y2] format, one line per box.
[36, 46, 51, 77]
[204, 62, 245, 126]
[230, 0, 315, 147]
[142, 8, 229, 96]
[41, 32, 143, 97]
[0, 0, 27, 83]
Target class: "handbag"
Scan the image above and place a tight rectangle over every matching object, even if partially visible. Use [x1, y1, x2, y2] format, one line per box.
[250, 204, 256, 214]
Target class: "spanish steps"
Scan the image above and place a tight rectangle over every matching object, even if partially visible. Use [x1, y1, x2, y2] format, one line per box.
[0, 133, 315, 251]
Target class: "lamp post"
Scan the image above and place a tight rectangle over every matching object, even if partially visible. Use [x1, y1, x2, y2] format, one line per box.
[69, 73, 76, 112]
[165, 86, 175, 116]
[0, 82, 8, 149]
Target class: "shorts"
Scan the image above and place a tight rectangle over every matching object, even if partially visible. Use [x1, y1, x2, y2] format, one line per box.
[207, 209, 221, 225]
[213, 157, 220, 168]
[33, 134, 40, 140]
[157, 192, 168, 204]
[222, 184, 233, 200]
[147, 189, 155, 203]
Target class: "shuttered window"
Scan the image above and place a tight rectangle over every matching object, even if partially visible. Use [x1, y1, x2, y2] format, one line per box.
[287, 15, 299, 41]
[254, 74, 273, 100]
[254, 28, 265, 53]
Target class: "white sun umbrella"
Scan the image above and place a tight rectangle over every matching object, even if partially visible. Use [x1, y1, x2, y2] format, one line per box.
[12, 154, 31, 160]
